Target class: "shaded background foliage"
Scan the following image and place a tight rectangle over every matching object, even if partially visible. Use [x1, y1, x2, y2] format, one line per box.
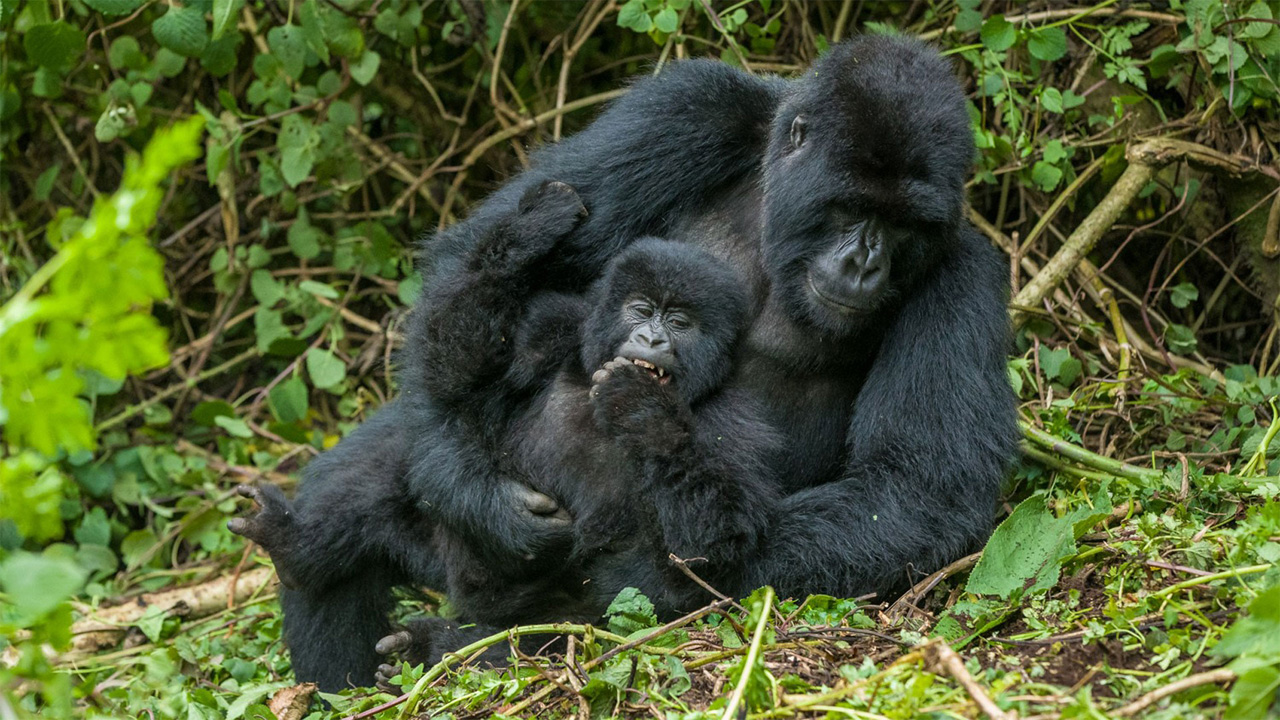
[6, 0, 1280, 718]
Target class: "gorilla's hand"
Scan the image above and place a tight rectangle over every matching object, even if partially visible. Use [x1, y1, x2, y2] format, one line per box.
[488, 481, 573, 564]
[226, 484, 302, 588]
[478, 180, 587, 277]
[590, 357, 692, 454]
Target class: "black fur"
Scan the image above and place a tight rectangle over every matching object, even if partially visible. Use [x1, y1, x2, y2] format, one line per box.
[394, 199, 778, 668]
[230, 34, 1018, 691]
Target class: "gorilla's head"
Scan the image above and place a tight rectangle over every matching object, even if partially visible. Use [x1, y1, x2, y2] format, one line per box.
[761, 35, 973, 338]
[582, 238, 749, 403]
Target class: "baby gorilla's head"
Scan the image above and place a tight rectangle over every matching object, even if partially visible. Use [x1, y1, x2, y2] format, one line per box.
[581, 238, 751, 403]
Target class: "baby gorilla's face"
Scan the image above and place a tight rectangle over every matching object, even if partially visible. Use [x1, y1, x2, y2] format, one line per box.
[613, 296, 697, 386]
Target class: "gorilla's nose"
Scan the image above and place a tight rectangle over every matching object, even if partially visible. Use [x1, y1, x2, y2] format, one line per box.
[636, 330, 667, 348]
[810, 233, 890, 312]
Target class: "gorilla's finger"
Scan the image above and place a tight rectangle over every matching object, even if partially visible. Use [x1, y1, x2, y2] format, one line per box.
[375, 631, 412, 656]
[591, 368, 610, 385]
[226, 518, 248, 536]
[235, 484, 258, 501]
[520, 488, 561, 515]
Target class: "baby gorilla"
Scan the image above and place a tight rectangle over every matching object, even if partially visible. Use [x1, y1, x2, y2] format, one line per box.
[377, 182, 779, 678]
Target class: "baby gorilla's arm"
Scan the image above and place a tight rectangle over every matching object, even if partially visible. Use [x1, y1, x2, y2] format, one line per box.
[591, 365, 778, 595]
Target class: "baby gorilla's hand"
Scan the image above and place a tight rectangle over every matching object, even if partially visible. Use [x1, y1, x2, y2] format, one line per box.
[226, 484, 302, 588]
[589, 357, 691, 454]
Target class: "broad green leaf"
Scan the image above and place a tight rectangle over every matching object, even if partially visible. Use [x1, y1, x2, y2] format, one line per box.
[211, 0, 244, 40]
[0, 551, 87, 617]
[617, 0, 651, 32]
[268, 24, 307, 79]
[1213, 585, 1280, 660]
[654, 7, 678, 33]
[966, 495, 1075, 598]
[214, 414, 254, 438]
[955, 8, 982, 33]
[1242, 1, 1274, 40]
[1041, 87, 1063, 113]
[1165, 323, 1198, 355]
[299, 280, 339, 299]
[250, 269, 285, 305]
[306, 348, 346, 389]
[24, 22, 87, 73]
[980, 15, 1015, 52]
[288, 209, 322, 259]
[1031, 160, 1062, 192]
[350, 49, 380, 85]
[605, 587, 658, 635]
[268, 377, 309, 423]
[1027, 27, 1066, 61]
[82, 0, 144, 15]
[1038, 346, 1081, 384]
[1170, 282, 1200, 309]
[152, 6, 209, 57]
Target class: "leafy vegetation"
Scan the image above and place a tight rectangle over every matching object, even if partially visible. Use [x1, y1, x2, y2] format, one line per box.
[4, 0, 1280, 718]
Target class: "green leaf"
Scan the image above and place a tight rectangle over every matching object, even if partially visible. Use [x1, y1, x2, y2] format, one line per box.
[24, 22, 87, 73]
[288, 210, 322, 259]
[1041, 87, 1063, 113]
[1225, 665, 1280, 720]
[605, 587, 658, 635]
[1212, 585, 1280, 660]
[980, 15, 1016, 52]
[1170, 282, 1200, 309]
[1030, 160, 1062, 192]
[268, 24, 307, 79]
[617, 0, 651, 32]
[152, 6, 209, 57]
[214, 414, 254, 438]
[108, 36, 145, 69]
[0, 550, 87, 618]
[299, 279, 340, 299]
[306, 348, 346, 389]
[955, 8, 982, 33]
[1038, 346, 1081, 385]
[250, 269, 285, 305]
[1242, 1, 1274, 40]
[281, 145, 314, 188]
[268, 377, 309, 423]
[350, 49, 380, 86]
[1165, 323, 1198, 355]
[654, 7, 678, 33]
[966, 495, 1075, 599]
[1027, 27, 1066, 61]
[397, 271, 423, 305]
[82, 0, 145, 16]
[211, 0, 243, 40]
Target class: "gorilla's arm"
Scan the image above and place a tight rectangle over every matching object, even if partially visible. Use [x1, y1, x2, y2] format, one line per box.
[746, 230, 1018, 600]
[592, 365, 780, 591]
[409, 181, 585, 410]
[421, 60, 781, 290]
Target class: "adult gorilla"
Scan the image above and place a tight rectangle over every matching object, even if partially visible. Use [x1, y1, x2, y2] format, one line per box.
[231, 34, 1018, 691]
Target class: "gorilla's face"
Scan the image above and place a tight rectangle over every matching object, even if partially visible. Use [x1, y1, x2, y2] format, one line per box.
[760, 37, 973, 339]
[582, 238, 749, 403]
[614, 296, 695, 383]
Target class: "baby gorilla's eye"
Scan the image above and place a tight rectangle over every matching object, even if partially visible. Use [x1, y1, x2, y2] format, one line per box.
[627, 300, 655, 319]
[667, 313, 692, 330]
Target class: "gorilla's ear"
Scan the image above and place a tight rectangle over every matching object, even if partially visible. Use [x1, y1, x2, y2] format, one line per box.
[789, 115, 807, 150]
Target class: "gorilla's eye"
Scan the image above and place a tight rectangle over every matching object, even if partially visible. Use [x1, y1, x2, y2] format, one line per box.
[627, 300, 655, 319]
[790, 115, 807, 150]
[667, 313, 692, 331]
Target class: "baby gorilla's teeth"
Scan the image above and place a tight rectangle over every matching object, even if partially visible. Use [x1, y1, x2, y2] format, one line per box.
[633, 359, 656, 371]
[657, 367, 666, 377]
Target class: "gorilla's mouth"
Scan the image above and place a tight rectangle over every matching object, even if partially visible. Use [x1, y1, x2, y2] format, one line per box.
[807, 275, 872, 315]
[630, 358, 672, 385]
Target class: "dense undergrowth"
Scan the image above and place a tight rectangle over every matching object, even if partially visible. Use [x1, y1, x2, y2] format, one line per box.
[5, 0, 1280, 718]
